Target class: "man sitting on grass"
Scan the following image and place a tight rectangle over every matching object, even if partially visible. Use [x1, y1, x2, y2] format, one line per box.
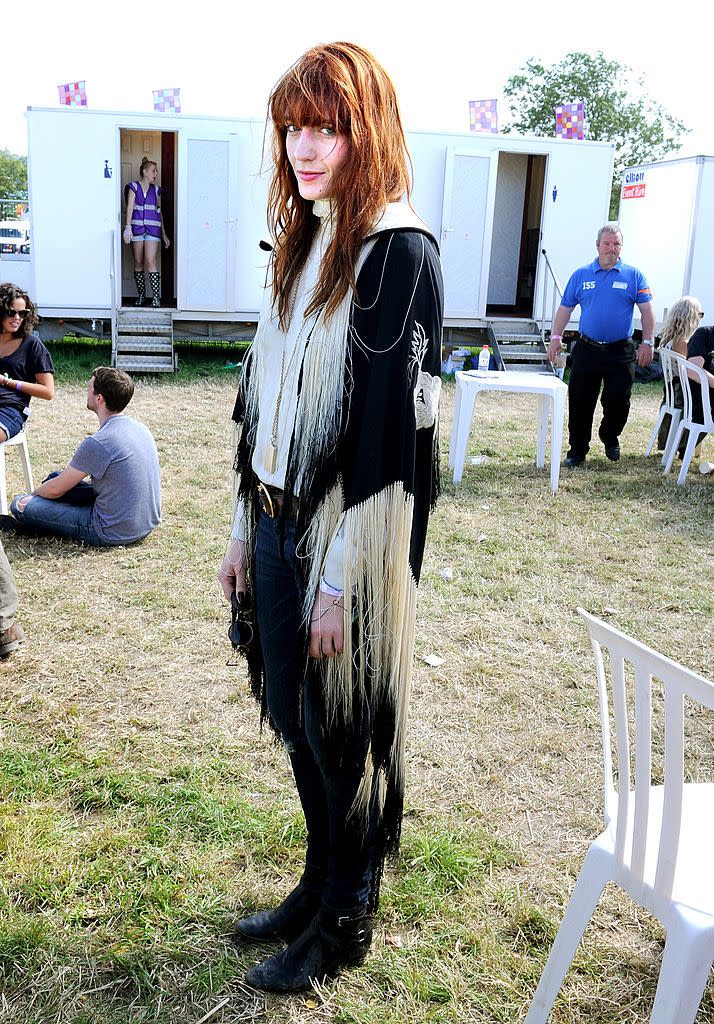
[3, 367, 160, 546]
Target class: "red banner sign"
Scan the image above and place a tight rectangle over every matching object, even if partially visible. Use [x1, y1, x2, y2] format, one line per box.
[623, 183, 646, 199]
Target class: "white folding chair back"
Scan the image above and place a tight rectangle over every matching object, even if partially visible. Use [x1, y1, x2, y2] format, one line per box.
[645, 347, 682, 464]
[663, 353, 714, 485]
[0, 425, 34, 515]
[526, 609, 714, 1024]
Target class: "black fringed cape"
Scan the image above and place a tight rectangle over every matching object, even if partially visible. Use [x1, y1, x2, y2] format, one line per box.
[232, 205, 444, 907]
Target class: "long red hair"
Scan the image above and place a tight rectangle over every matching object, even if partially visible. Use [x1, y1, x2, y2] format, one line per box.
[267, 42, 411, 327]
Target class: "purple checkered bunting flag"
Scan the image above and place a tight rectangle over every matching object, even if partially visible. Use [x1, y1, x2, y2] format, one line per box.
[153, 88, 181, 113]
[469, 99, 498, 134]
[554, 102, 585, 139]
[58, 81, 87, 107]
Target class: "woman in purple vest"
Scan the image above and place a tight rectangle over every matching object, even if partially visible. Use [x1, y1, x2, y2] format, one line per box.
[123, 157, 170, 307]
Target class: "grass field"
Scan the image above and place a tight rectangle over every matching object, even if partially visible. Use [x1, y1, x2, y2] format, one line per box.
[1, 345, 713, 1023]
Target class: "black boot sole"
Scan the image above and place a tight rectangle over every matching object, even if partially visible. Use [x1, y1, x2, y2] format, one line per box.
[243, 912, 372, 993]
[244, 942, 370, 992]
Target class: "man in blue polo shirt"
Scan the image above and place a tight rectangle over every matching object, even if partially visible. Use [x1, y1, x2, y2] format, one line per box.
[546, 224, 655, 466]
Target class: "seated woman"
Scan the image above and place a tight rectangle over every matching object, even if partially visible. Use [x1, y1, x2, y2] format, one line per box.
[0, 283, 54, 442]
[686, 313, 714, 441]
[656, 295, 702, 451]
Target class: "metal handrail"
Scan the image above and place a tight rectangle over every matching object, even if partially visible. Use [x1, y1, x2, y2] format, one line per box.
[109, 229, 118, 366]
[539, 248, 564, 347]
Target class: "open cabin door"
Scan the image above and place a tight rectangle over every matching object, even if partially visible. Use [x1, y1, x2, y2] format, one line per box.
[486, 153, 547, 317]
[119, 128, 177, 308]
[180, 135, 239, 311]
[440, 148, 498, 319]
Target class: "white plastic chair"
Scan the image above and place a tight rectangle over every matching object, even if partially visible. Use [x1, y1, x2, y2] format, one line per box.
[645, 347, 682, 465]
[0, 424, 33, 515]
[663, 353, 714, 485]
[526, 608, 714, 1024]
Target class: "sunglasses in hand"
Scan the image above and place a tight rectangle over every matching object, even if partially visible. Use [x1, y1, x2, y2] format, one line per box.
[227, 590, 254, 665]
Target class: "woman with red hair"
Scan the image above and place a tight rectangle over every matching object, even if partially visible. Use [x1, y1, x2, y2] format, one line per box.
[219, 42, 443, 992]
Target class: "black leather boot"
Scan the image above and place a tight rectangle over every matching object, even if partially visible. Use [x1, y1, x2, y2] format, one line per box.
[234, 874, 322, 944]
[244, 904, 373, 992]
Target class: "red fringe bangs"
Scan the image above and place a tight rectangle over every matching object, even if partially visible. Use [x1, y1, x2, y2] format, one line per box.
[270, 59, 350, 136]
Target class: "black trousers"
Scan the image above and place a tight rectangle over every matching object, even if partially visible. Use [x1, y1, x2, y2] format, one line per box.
[568, 337, 636, 456]
[254, 510, 375, 911]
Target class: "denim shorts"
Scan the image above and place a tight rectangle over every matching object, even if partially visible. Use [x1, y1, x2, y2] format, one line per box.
[131, 235, 161, 243]
[0, 406, 27, 440]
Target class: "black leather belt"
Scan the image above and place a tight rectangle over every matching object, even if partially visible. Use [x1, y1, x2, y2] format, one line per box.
[579, 333, 632, 348]
[256, 481, 299, 519]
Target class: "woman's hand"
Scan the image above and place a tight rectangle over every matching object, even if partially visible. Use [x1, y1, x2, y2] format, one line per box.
[123, 225, 133, 245]
[309, 590, 345, 659]
[219, 538, 247, 601]
[163, 235, 171, 249]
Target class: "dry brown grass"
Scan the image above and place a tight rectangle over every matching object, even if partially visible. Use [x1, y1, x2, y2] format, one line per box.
[1, 372, 713, 1023]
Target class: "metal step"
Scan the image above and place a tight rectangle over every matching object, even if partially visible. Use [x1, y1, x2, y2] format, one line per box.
[495, 333, 542, 344]
[118, 324, 173, 337]
[488, 318, 540, 332]
[500, 361, 553, 374]
[115, 355, 175, 372]
[500, 348, 548, 362]
[117, 308, 172, 323]
[113, 308, 176, 373]
[116, 337, 174, 353]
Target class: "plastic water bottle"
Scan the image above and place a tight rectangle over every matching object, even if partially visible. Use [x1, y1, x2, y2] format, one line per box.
[478, 345, 490, 372]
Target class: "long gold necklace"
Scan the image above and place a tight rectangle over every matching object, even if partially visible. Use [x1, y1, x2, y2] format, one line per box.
[265, 271, 303, 474]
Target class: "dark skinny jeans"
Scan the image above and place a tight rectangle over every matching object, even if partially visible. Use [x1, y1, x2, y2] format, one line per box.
[254, 510, 375, 911]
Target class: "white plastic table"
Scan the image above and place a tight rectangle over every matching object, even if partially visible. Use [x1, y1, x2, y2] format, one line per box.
[448, 370, 568, 493]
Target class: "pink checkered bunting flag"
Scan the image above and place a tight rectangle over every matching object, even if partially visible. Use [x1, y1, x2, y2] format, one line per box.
[58, 81, 87, 107]
[153, 88, 181, 113]
[469, 99, 498, 133]
[554, 102, 585, 140]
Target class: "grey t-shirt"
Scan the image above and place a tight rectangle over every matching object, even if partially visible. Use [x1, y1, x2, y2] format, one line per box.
[70, 415, 161, 544]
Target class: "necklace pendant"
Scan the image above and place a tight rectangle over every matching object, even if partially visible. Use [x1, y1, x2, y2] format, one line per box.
[265, 442, 278, 474]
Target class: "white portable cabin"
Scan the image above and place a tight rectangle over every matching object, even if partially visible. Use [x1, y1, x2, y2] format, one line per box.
[23, 107, 269, 324]
[409, 129, 613, 327]
[617, 155, 714, 330]
[4, 107, 614, 367]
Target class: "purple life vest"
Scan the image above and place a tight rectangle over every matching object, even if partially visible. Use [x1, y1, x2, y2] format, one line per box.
[128, 181, 162, 240]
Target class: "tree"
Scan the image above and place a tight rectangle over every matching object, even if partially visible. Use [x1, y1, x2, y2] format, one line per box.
[502, 52, 688, 218]
[0, 149, 28, 201]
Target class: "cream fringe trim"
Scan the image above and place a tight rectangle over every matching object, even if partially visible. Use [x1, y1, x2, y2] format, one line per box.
[238, 237, 379, 500]
[297, 480, 345, 626]
[290, 236, 378, 494]
[316, 482, 418, 825]
[292, 301, 352, 495]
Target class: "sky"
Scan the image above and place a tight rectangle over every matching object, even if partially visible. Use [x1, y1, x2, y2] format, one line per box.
[2, 0, 708, 161]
